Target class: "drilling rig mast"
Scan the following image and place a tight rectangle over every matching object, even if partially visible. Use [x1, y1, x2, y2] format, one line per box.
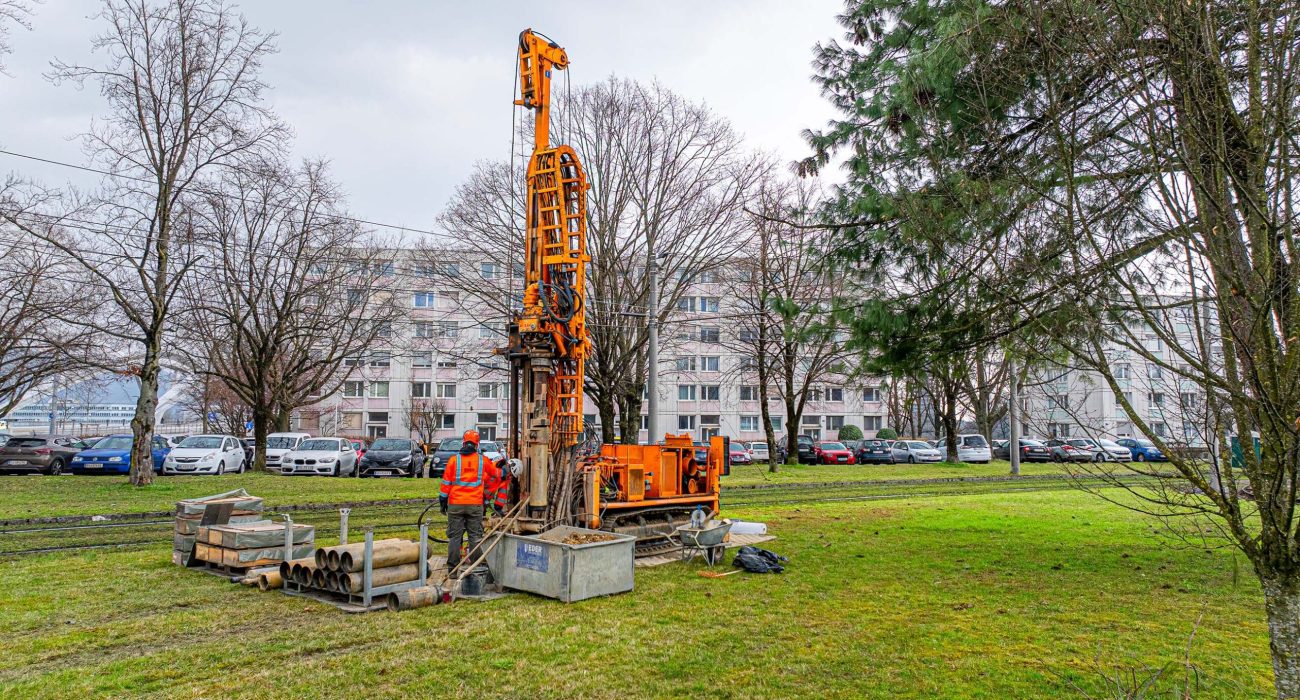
[505, 29, 726, 547]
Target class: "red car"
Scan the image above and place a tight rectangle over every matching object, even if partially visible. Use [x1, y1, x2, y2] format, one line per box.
[814, 441, 856, 465]
[350, 439, 367, 460]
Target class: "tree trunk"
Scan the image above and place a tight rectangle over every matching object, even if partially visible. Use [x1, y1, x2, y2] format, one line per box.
[596, 396, 617, 445]
[1263, 575, 1300, 700]
[785, 396, 801, 466]
[616, 389, 642, 445]
[943, 382, 960, 463]
[128, 348, 160, 486]
[252, 406, 270, 472]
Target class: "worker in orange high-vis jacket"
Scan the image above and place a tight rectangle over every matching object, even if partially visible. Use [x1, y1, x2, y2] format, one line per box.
[439, 430, 501, 571]
[484, 457, 512, 517]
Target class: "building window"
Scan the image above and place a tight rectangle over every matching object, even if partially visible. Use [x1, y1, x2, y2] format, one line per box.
[675, 357, 697, 372]
[1147, 364, 1164, 379]
[700, 385, 720, 401]
[412, 382, 431, 398]
[438, 321, 460, 338]
[478, 383, 501, 399]
[1115, 364, 1131, 379]
[740, 386, 759, 401]
[369, 351, 391, 368]
[481, 262, 501, 279]
[368, 382, 390, 398]
[440, 414, 456, 429]
[677, 415, 697, 430]
[676, 297, 696, 312]
[436, 383, 457, 399]
[739, 356, 757, 371]
[347, 288, 365, 305]
[373, 260, 394, 276]
[700, 414, 720, 426]
[341, 412, 362, 430]
[1180, 392, 1199, 409]
[368, 411, 389, 423]
[678, 385, 697, 401]
[1152, 421, 1168, 437]
[411, 352, 433, 368]
[698, 270, 721, 284]
[414, 292, 435, 308]
[1048, 423, 1071, 438]
[343, 381, 364, 398]
[438, 262, 460, 276]
[802, 414, 820, 426]
[701, 356, 720, 372]
[414, 321, 433, 338]
[740, 415, 759, 432]
[436, 358, 458, 369]
[699, 296, 720, 313]
[343, 356, 362, 367]
[826, 415, 845, 430]
[375, 321, 393, 338]
[477, 412, 497, 425]
[864, 415, 883, 431]
[863, 387, 881, 402]
[700, 327, 720, 344]
[827, 387, 844, 402]
[1148, 392, 1165, 407]
[414, 264, 436, 278]
[739, 329, 757, 343]
[480, 322, 505, 339]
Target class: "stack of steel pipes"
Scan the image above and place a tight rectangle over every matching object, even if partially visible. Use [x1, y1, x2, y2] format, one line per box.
[279, 538, 446, 596]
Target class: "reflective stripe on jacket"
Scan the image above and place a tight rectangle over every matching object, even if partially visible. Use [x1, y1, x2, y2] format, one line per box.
[484, 461, 510, 508]
[440, 452, 498, 506]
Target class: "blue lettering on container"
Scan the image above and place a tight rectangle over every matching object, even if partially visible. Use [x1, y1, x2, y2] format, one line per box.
[516, 541, 548, 573]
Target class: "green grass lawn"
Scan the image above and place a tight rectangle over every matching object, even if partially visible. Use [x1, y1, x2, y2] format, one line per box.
[0, 460, 1084, 522]
[0, 489, 1273, 699]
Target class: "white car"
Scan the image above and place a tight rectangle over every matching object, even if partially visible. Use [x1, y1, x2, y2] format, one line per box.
[265, 432, 311, 472]
[891, 440, 943, 463]
[748, 441, 770, 462]
[279, 437, 358, 477]
[479, 440, 506, 464]
[162, 434, 246, 474]
[1090, 438, 1132, 462]
[935, 434, 993, 463]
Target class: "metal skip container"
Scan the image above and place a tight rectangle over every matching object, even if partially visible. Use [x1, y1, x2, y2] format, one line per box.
[490, 525, 635, 603]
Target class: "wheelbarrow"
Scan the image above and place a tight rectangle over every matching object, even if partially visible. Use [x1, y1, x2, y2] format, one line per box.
[675, 519, 733, 566]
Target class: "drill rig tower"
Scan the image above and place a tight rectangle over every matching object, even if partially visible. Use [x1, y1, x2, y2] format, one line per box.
[505, 29, 726, 546]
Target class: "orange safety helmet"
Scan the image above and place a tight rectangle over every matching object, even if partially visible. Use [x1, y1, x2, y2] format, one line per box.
[462, 429, 480, 445]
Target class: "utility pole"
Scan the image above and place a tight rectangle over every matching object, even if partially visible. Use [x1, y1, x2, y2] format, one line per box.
[48, 376, 58, 434]
[1008, 356, 1021, 476]
[646, 257, 660, 445]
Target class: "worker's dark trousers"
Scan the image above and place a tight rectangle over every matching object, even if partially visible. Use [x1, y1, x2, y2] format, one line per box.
[446, 504, 484, 570]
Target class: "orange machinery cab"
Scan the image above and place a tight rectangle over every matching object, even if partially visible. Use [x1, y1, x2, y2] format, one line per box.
[584, 434, 727, 537]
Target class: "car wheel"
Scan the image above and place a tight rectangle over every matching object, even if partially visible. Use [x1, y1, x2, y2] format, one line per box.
[1135, 453, 1146, 462]
[238, 458, 245, 473]
[218, 460, 226, 474]
[908, 455, 916, 464]
[332, 462, 340, 477]
[49, 459, 65, 476]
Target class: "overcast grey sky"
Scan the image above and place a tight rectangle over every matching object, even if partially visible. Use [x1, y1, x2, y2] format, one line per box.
[1, 0, 844, 232]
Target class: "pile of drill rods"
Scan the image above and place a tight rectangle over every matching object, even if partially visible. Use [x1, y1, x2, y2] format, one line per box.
[276, 538, 440, 595]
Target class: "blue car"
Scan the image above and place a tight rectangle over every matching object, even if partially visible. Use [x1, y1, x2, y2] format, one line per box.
[70, 434, 171, 474]
[1116, 437, 1167, 462]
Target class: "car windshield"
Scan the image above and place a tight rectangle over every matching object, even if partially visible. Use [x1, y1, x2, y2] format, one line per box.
[179, 436, 223, 449]
[370, 439, 411, 451]
[299, 439, 339, 451]
[820, 443, 846, 450]
[1098, 439, 1122, 448]
[438, 439, 463, 451]
[93, 436, 133, 450]
[1021, 439, 1045, 446]
[1068, 439, 1093, 448]
[1133, 439, 1155, 447]
[480, 441, 501, 453]
[267, 436, 300, 449]
[961, 436, 989, 448]
[750, 442, 767, 450]
[907, 441, 931, 449]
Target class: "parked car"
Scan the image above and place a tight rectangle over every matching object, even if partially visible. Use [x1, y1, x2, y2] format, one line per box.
[993, 438, 1053, 462]
[279, 437, 359, 477]
[161, 434, 246, 474]
[0, 435, 87, 475]
[265, 432, 311, 472]
[71, 434, 171, 474]
[728, 441, 753, 465]
[349, 439, 367, 460]
[1046, 438, 1098, 462]
[854, 439, 893, 464]
[935, 434, 993, 463]
[812, 441, 854, 465]
[891, 440, 943, 463]
[241, 438, 255, 465]
[430, 438, 464, 478]
[747, 441, 771, 462]
[162, 435, 189, 448]
[479, 440, 507, 464]
[786, 434, 817, 464]
[358, 437, 425, 477]
[1084, 438, 1132, 462]
[1116, 437, 1167, 462]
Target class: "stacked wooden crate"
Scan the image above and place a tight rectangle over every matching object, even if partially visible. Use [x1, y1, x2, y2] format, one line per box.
[172, 490, 266, 566]
[195, 520, 315, 570]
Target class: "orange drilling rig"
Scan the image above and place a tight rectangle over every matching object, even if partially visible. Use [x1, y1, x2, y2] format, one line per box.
[503, 29, 728, 550]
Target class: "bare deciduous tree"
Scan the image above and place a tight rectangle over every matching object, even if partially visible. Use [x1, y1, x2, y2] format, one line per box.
[0, 0, 33, 74]
[3, 0, 284, 485]
[182, 160, 396, 470]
